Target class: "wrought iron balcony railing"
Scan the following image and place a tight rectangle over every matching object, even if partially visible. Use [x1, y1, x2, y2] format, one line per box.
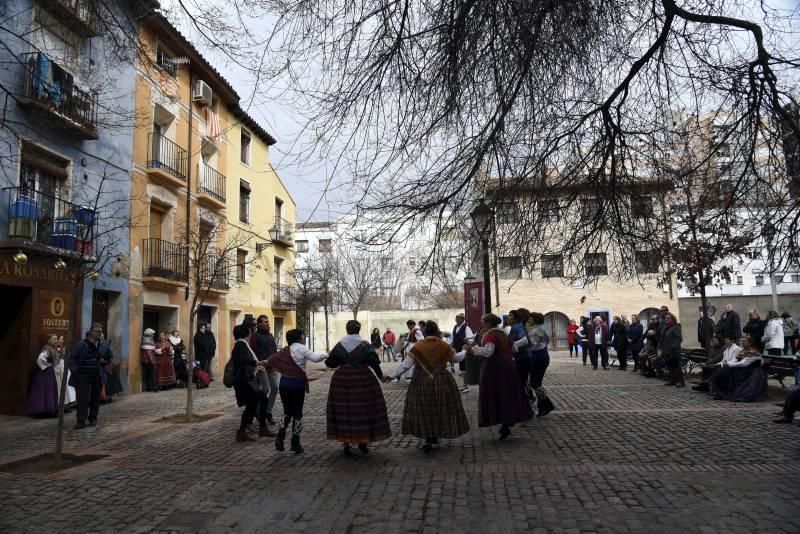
[148, 132, 188, 182]
[272, 283, 296, 309]
[272, 216, 294, 246]
[142, 238, 188, 282]
[198, 162, 226, 203]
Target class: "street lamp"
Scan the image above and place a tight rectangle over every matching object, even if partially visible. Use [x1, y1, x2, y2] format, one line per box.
[762, 223, 779, 311]
[471, 198, 493, 314]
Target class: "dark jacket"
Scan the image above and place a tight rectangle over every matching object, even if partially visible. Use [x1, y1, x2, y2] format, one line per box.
[610, 322, 628, 350]
[718, 311, 742, 340]
[697, 317, 715, 347]
[69, 337, 110, 375]
[743, 318, 766, 346]
[194, 331, 217, 361]
[251, 328, 277, 361]
[231, 340, 259, 407]
[370, 333, 382, 349]
[660, 323, 683, 358]
[587, 323, 610, 348]
[627, 322, 644, 352]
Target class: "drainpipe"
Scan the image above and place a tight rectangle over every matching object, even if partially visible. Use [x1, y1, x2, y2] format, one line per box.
[185, 71, 193, 301]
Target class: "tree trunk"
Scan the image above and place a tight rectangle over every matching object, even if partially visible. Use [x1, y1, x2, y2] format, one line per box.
[698, 270, 713, 360]
[55, 273, 83, 461]
[324, 304, 330, 352]
[186, 308, 196, 422]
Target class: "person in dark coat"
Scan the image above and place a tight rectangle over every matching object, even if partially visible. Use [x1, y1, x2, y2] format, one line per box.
[773, 386, 800, 424]
[69, 323, 112, 429]
[587, 316, 610, 370]
[743, 311, 767, 354]
[718, 304, 742, 342]
[627, 314, 644, 373]
[660, 312, 684, 387]
[231, 324, 264, 442]
[697, 311, 716, 349]
[251, 315, 279, 432]
[610, 316, 629, 370]
[194, 323, 217, 374]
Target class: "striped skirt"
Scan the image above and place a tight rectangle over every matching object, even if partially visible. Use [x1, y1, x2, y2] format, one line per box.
[401, 368, 470, 440]
[326, 365, 391, 444]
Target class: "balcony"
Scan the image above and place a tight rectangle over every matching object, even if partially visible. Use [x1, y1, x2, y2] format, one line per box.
[197, 162, 226, 210]
[2, 186, 96, 257]
[270, 216, 294, 247]
[142, 238, 188, 288]
[272, 283, 296, 310]
[39, 0, 98, 38]
[17, 53, 98, 140]
[201, 254, 230, 293]
[147, 133, 187, 189]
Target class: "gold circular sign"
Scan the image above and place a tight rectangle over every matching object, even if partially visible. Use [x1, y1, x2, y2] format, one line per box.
[51, 297, 65, 317]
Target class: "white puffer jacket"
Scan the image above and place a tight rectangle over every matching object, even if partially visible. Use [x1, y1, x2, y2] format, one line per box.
[762, 318, 784, 350]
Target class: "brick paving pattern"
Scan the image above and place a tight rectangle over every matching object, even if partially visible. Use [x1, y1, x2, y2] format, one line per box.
[0, 353, 798, 533]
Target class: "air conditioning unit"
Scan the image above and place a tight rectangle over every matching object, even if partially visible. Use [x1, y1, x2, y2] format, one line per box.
[192, 80, 213, 106]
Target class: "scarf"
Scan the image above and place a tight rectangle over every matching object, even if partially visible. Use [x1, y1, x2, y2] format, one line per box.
[266, 345, 309, 392]
[169, 335, 182, 346]
[409, 337, 454, 377]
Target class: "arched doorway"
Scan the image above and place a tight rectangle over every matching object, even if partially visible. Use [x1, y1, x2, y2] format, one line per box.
[639, 307, 660, 322]
[543, 311, 570, 350]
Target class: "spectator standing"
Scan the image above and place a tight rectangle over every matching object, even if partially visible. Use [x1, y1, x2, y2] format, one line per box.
[587, 316, 610, 370]
[169, 329, 189, 388]
[610, 316, 629, 370]
[743, 311, 767, 353]
[578, 317, 592, 366]
[660, 312, 684, 388]
[370, 328, 383, 360]
[231, 324, 263, 442]
[697, 310, 716, 349]
[69, 323, 112, 429]
[382, 328, 397, 362]
[451, 312, 474, 392]
[194, 323, 217, 374]
[140, 329, 157, 392]
[762, 311, 784, 356]
[718, 304, 742, 342]
[251, 315, 279, 433]
[781, 312, 798, 355]
[566, 319, 579, 359]
[627, 314, 644, 373]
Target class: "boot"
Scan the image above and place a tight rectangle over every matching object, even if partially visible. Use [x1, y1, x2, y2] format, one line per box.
[236, 429, 255, 442]
[290, 434, 304, 454]
[673, 368, 685, 388]
[275, 427, 286, 451]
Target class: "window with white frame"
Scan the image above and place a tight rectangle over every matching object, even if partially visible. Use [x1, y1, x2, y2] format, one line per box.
[754, 274, 764, 286]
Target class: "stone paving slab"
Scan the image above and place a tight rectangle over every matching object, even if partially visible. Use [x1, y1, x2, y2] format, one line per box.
[0, 353, 798, 533]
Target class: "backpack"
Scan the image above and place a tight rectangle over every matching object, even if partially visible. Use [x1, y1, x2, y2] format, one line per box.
[223, 357, 236, 388]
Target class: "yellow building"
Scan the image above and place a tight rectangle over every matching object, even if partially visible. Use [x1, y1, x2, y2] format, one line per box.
[224, 108, 297, 342]
[127, 13, 295, 392]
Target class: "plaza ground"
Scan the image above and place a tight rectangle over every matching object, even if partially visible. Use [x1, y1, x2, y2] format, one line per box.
[0, 352, 798, 533]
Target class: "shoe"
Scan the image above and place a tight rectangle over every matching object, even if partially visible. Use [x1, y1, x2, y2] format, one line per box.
[499, 426, 511, 440]
[236, 430, 255, 442]
[290, 434, 304, 454]
[246, 424, 257, 434]
[618, 367, 627, 371]
[343, 445, 353, 457]
[275, 428, 286, 451]
[87, 419, 97, 427]
[603, 367, 609, 371]
[691, 385, 708, 391]
[266, 414, 275, 425]
[773, 415, 792, 424]
[358, 444, 369, 454]
[675, 382, 685, 388]
[259, 426, 276, 438]
[583, 362, 587, 366]
[538, 407, 553, 417]
[74, 421, 86, 430]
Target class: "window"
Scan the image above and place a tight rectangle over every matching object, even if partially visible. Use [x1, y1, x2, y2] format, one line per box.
[580, 199, 601, 223]
[585, 253, 608, 276]
[541, 254, 563, 278]
[537, 203, 560, 222]
[631, 196, 653, 220]
[736, 275, 743, 285]
[236, 249, 247, 283]
[31, 11, 79, 72]
[240, 130, 251, 164]
[496, 200, 516, 221]
[318, 239, 332, 253]
[717, 143, 730, 158]
[635, 250, 660, 274]
[499, 256, 522, 279]
[409, 257, 417, 268]
[239, 180, 250, 224]
[156, 47, 177, 77]
[746, 248, 762, 260]
[296, 240, 309, 253]
[754, 275, 764, 286]
[791, 273, 800, 284]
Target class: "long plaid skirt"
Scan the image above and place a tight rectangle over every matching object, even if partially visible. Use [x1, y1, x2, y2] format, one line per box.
[479, 356, 534, 427]
[154, 354, 176, 386]
[401, 368, 470, 439]
[326, 366, 391, 444]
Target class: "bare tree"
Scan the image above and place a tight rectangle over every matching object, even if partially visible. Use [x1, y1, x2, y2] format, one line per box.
[334, 246, 401, 319]
[294, 250, 338, 350]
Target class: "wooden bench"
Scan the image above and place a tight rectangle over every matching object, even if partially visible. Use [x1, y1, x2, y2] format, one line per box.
[680, 348, 709, 375]
[762, 354, 800, 389]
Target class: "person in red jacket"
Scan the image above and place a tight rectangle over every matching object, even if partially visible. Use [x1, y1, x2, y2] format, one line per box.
[566, 319, 579, 358]
[382, 328, 397, 362]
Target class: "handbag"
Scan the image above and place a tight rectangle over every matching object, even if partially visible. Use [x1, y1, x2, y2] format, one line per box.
[223, 358, 235, 388]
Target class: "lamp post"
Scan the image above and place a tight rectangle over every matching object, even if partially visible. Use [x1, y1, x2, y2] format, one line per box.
[471, 198, 493, 314]
[762, 223, 779, 311]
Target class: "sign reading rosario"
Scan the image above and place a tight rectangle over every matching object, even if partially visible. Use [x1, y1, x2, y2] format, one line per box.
[0, 261, 71, 282]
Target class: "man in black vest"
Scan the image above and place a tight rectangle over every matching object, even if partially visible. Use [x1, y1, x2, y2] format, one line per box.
[451, 312, 474, 392]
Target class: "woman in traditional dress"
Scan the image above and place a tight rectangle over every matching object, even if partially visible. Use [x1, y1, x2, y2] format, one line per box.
[169, 329, 189, 388]
[326, 320, 391, 456]
[27, 335, 61, 416]
[467, 313, 533, 440]
[383, 321, 469, 453]
[56, 336, 76, 409]
[154, 332, 176, 390]
[141, 329, 157, 392]
[710, 336, 767, 402]
[266, 329, 328, 454]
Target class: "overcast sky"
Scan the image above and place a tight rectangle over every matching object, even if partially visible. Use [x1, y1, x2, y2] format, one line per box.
[164, 0, 799, 224]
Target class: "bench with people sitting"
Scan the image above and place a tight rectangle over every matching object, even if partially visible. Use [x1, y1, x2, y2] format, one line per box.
[761, 353, 800, 389]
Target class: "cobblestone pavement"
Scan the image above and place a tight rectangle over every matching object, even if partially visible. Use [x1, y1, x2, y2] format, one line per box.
[1, 353, 798, 533]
